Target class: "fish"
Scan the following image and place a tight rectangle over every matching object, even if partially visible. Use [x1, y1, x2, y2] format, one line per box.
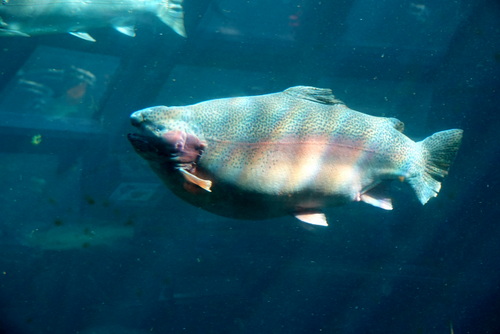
[0, 0, 186, 42]
[128, 86, 463, 226]
[25, 223, 134, 250]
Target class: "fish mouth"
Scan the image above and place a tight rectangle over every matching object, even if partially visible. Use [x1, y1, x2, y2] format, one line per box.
[127, 133, 168, 158]
[128, 132, 184, 166]
[127, 133, 155, 152]
[128, 110, 164, 151]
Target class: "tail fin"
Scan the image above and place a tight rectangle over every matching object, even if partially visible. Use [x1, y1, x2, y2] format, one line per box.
[157, 0, 186, 37]
[409, 129, 463, 204]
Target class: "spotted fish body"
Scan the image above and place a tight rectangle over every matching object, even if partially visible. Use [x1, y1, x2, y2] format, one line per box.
[128, 86, 463, 225]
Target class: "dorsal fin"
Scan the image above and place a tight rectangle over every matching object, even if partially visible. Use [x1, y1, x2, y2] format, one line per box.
[283, 86, 344, 105]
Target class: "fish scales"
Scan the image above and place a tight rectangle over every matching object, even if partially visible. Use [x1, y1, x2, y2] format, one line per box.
[191, 90, 408, 191]
[128, 86, 463, 225]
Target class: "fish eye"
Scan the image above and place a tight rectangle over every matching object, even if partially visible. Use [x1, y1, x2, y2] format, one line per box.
[154, 125, 165, 134]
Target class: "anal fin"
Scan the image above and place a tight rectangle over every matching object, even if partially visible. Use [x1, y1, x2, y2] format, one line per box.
[178, 168, 212, 192]
[360, 194, 393, 210]
[157, 0, 186, 37]
[294, 212, 328, 226]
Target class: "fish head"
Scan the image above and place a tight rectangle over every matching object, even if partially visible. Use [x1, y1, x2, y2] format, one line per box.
[128, 106, 206, 168]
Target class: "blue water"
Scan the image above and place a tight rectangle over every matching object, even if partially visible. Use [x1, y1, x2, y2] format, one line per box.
[1, 0, 499, 333]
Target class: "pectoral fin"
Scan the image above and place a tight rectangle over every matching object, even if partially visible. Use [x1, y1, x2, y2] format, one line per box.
[0, 28, 30, 37]
[178, 168, 212, 192]
[294, 212, 328, 226]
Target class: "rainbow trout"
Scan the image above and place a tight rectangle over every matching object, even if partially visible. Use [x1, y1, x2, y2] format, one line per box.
[0, 0, 185, 41]
[128, 86, 463, 226]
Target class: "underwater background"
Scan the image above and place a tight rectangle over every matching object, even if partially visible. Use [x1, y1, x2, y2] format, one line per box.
[0, 0, 499, 333]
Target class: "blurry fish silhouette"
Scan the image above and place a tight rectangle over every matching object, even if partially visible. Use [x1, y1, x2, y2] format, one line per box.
[13, 66, 96, 113]
[25, 222, 134, 250]
[64, 66, 96, 105]
[65, 82, 88, 105]
[0, 0, 186, 41]
[409, 3, 430, 23]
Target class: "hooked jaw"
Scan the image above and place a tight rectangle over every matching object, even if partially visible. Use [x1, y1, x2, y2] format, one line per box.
[128, 108, 212, 192]
[128, 108, 170, 160]
[129, 111, 205, 164]
[129, 107, 206, 162]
